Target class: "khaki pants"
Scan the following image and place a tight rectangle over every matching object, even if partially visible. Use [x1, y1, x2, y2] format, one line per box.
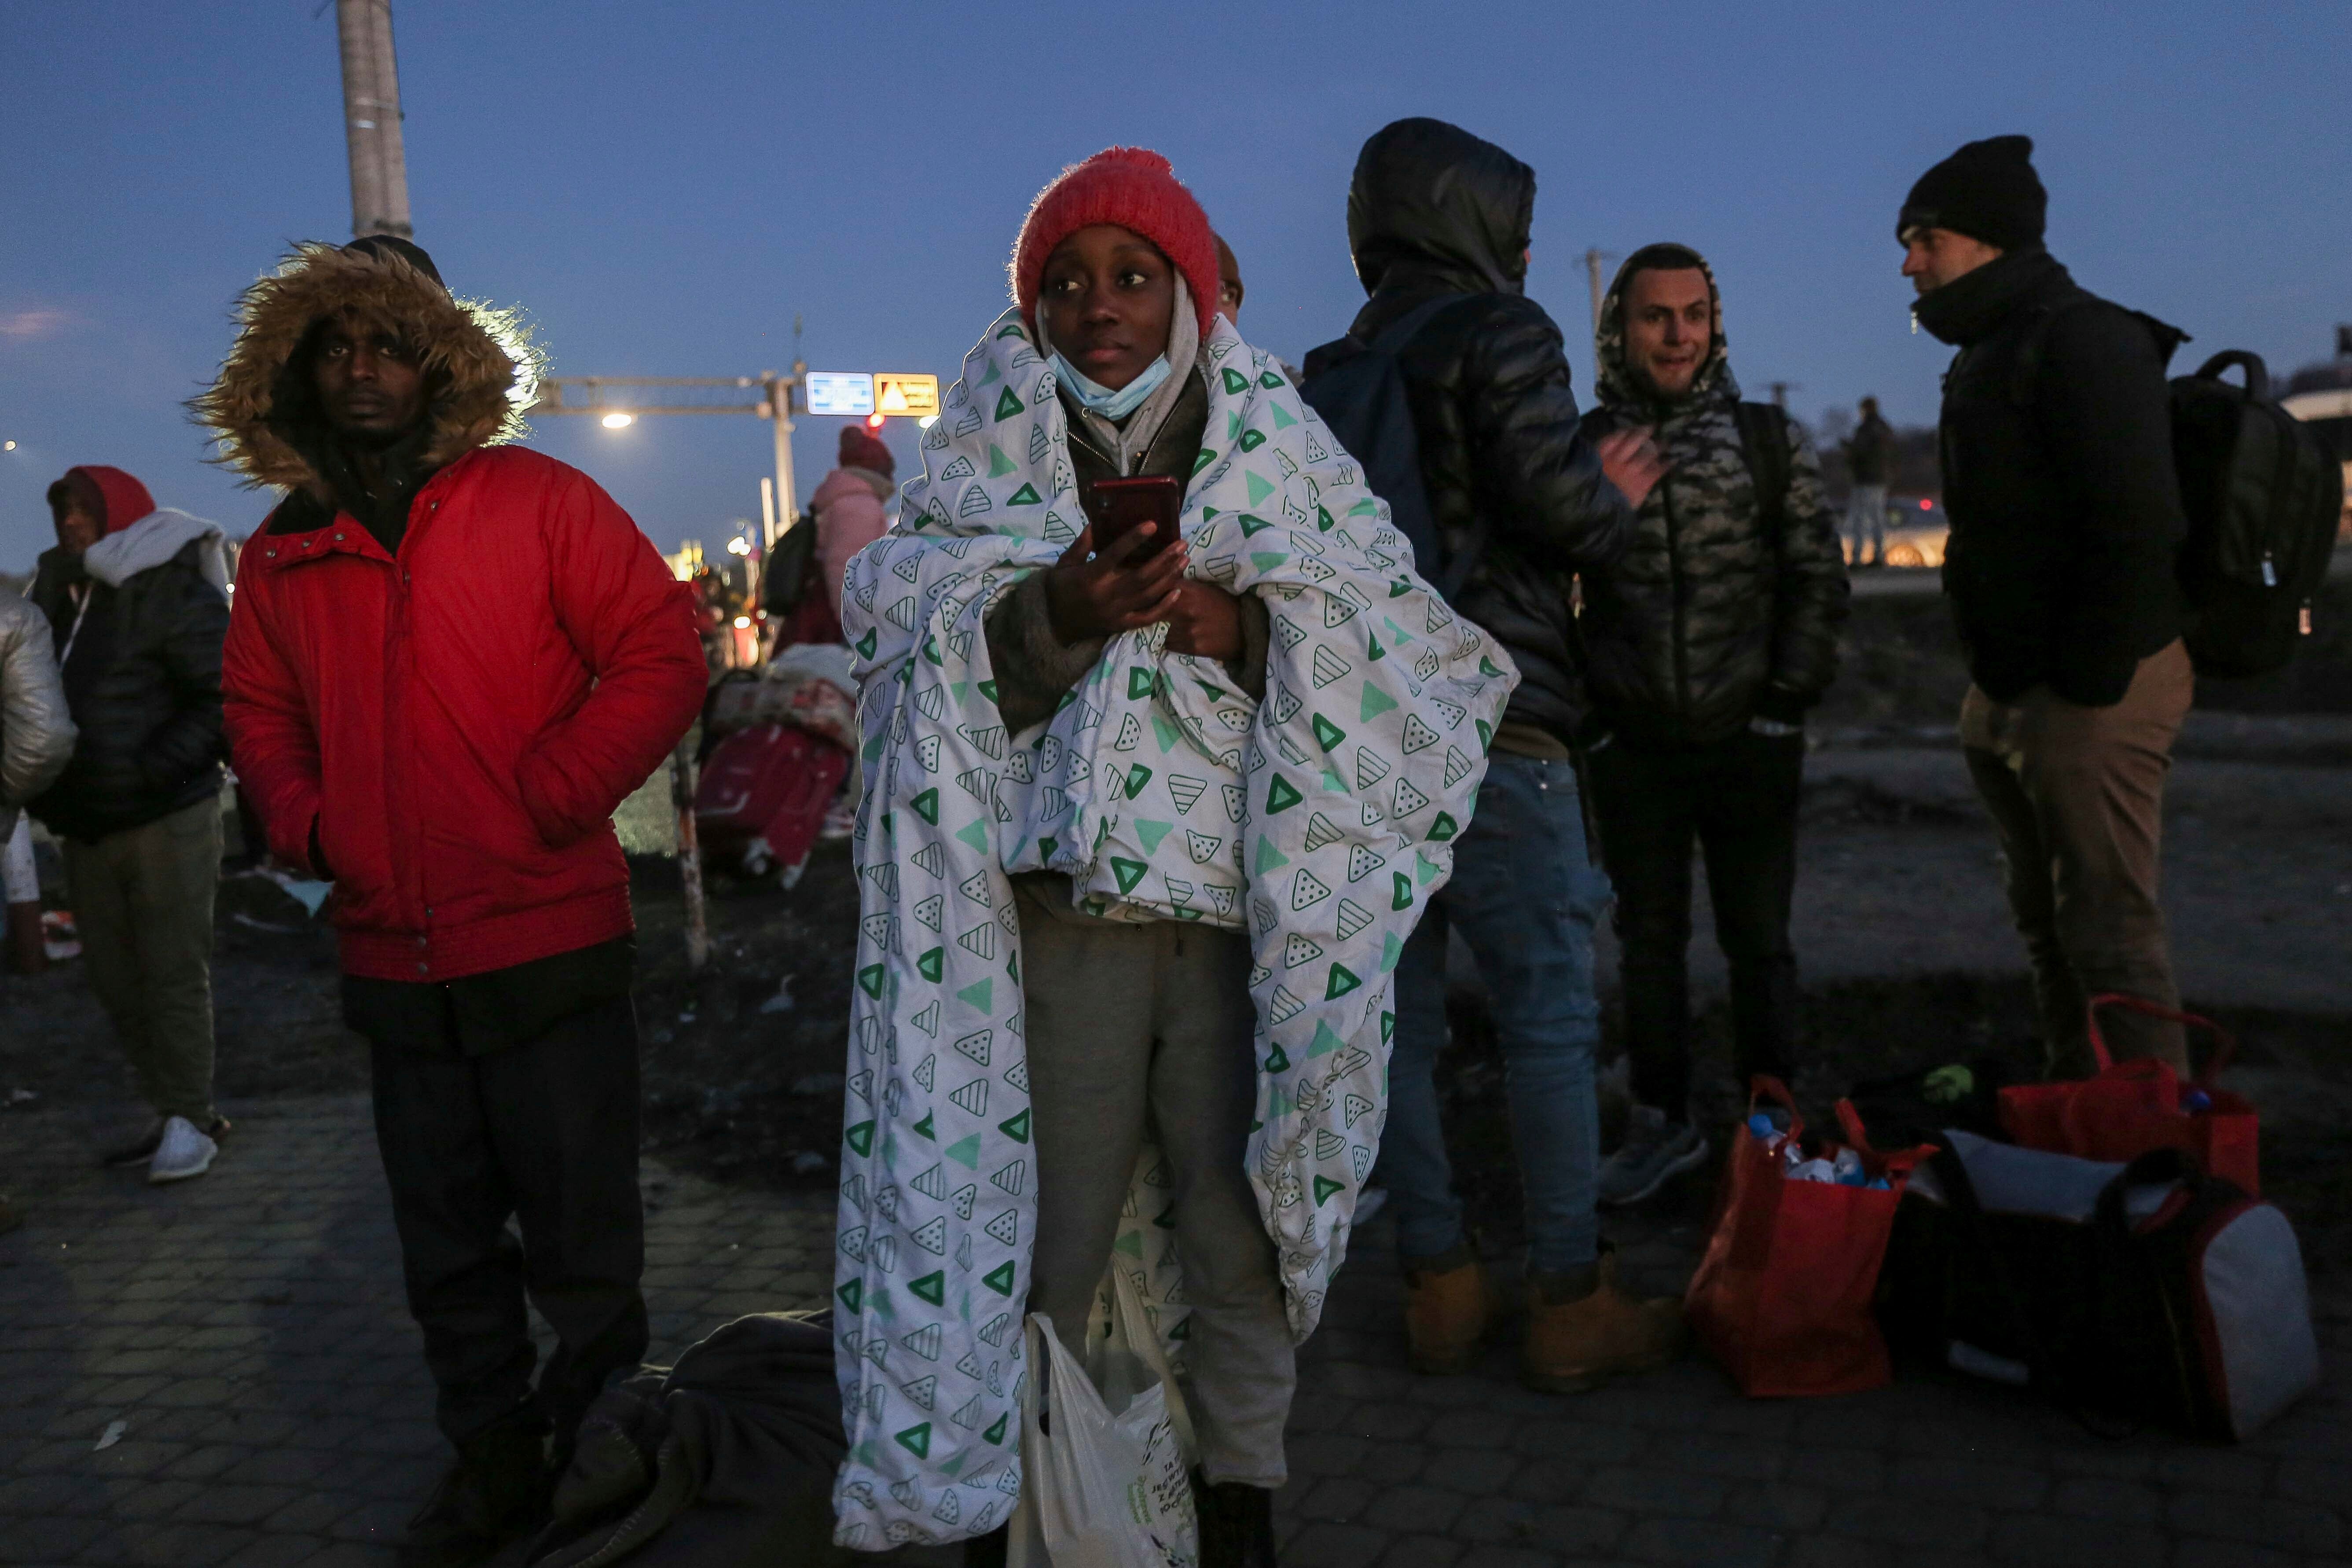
[1960, 641, 2193, 1076]
[62, 797, 220, 1124]
[1013, 877, 1295, 1488]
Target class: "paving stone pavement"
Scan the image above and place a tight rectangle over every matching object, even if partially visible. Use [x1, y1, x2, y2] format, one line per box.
[3, 1094, 2346, 1567]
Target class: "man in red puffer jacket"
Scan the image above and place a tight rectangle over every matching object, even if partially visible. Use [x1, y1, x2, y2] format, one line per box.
[199, 235, 705, 1568]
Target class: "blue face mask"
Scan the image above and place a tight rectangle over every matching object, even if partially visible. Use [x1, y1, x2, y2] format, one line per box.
[1049, 352, 1172, 421]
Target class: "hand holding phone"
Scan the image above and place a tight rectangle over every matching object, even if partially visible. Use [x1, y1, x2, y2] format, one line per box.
[1045, 502, 1189, 643]
[1088, 475, 1183, 560]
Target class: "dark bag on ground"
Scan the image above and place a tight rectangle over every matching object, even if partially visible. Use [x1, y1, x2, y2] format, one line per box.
[1879, 1131, 2319, 1441]
[1843, 1054, 2017, 1150]
[1299, 294, 1477, 597]
[530, 1310, 852, 1568]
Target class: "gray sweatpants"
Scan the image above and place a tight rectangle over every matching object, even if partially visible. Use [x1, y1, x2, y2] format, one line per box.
[1013, 876, 1294, 1487]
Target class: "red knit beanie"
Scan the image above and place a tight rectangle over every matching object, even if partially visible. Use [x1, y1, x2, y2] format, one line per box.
[839, 425, 895, 477]
[1011, 148, 1219, 338]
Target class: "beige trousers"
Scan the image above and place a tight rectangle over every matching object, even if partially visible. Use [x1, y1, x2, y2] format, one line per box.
[62, 797, 221, 1124]
[1960, 640, 2194, 1076]
[1013, 876, 1295, 1487]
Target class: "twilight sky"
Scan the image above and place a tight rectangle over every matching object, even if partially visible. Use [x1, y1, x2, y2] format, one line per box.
[4, 1, 2346, 570]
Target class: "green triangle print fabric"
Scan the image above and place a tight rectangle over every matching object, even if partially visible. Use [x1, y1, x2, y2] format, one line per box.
[829, 307, 1517, 1549]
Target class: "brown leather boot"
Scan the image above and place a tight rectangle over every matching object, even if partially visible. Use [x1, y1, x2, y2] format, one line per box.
[1520, 1245, 1686, 1394]
[1403, 1244, 1497, 1374]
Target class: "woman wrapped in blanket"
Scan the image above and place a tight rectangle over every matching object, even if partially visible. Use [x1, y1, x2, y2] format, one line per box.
[975, 149, 1285, 1568]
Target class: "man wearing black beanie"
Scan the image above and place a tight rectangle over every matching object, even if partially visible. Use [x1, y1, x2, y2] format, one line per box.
[1898, 136, 2194, 1077]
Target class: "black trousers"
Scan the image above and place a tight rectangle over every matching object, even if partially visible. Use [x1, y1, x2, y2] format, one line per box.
[1585, 727, 1804, 1120]
[363, 992, 649, 1451]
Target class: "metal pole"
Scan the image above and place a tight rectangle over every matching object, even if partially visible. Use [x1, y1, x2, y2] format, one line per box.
[1583, 247, 1607, 334]
[336, 0, 413, 239]
[670, 733, 709, 973]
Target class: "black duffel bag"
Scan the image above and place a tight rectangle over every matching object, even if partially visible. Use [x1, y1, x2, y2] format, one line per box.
[1879, 1131, 2318, 1441]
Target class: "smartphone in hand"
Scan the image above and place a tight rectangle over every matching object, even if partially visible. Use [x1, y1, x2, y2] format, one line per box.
[1088, 475, 1183, 560]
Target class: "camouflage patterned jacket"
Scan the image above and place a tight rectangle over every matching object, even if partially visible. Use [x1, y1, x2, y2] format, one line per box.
[1578, 248, 1849, 749]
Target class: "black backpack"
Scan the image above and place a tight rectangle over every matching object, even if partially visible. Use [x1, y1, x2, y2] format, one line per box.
[2012, 308, 2342, 679]
[1300, 295, 1478, 597]
[2167, 351, 2342, 677]
[759, 518, 821, 617]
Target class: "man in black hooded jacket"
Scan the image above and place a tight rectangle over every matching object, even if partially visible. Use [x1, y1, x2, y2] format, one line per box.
[1902, 135, 2193, 1074]
[1307, 117, 1683, 1395]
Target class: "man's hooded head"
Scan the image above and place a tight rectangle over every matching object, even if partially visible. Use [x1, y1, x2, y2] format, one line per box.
[192, 238, 539, 496]
[1346, 118, 1534, 297]
[46, 466, 157, 554]
[1595, 243, 1732, 412]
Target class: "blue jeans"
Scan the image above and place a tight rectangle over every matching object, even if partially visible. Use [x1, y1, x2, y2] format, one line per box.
[1387, 753, 1611, 1275]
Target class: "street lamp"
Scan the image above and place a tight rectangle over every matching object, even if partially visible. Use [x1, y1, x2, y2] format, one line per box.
[529, 370, 806, 553]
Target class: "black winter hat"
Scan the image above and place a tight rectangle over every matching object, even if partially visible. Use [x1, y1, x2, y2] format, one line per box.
[1898, 136, 2046, 251]
[343, 233, 446, 289]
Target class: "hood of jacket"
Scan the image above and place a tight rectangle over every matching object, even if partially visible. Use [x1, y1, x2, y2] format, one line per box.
[192, 242, 540, 496]
[50, 466, 157, 540]
[1594, 244, 1737, 417]
[1346, 118, 1534, 298]
[82, 508, 229, 595]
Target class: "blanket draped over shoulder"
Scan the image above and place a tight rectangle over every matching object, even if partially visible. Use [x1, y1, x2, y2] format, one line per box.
[829, 309, 1517, 1549]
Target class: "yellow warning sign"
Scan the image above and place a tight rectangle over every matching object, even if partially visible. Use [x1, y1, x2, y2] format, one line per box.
[874, 373, 940, 418]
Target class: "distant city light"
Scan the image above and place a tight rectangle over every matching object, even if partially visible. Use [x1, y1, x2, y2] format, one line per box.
[726, 536, 752, 556]
[917, 415, 939, 430]
[601, 412, 634, 430]
[1920, 498, 1933, 510]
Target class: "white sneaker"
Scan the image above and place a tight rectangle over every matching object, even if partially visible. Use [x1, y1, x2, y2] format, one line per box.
[146, 1116, 219, 1185]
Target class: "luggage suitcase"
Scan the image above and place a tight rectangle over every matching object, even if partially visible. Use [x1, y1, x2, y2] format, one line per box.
[694, 722, 850, 881]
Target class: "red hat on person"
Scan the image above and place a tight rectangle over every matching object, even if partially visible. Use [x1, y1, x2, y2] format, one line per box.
[838, 425, 895, 478]
[45, 466, 157, 537]
[1011, 147, 1219, 338]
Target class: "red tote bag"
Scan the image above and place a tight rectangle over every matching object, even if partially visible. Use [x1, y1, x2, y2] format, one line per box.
[1684, 1078, 1925, 1398]
[1998, 993, 2259, 1194]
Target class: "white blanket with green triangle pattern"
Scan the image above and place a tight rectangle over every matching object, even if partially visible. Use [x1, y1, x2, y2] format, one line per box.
[828, 308, 1517, 1550]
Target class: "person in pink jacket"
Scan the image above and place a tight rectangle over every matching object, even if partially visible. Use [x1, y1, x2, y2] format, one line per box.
[808, 425, 895, 616]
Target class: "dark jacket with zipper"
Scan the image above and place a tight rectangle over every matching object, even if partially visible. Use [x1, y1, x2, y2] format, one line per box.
[1915, 246, 2187, 707]
[1577, 248, 1849, 749]
[1304, 117, 1633, 746]
[27, 540, 227, 842]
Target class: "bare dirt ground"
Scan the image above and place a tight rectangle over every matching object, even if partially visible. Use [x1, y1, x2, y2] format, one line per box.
[6, 584, 2348, 1275]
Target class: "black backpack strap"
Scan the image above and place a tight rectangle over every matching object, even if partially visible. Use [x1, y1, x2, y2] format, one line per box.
[2005, 295, 2102, 410]
[1732, 400, 1792, 554]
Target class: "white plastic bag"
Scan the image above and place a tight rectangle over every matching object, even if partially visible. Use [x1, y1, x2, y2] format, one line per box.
[1007, 1268, 1199, 1568]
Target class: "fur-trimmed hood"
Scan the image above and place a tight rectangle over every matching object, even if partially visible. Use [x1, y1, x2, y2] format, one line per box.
[192, 242, 540, 494]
